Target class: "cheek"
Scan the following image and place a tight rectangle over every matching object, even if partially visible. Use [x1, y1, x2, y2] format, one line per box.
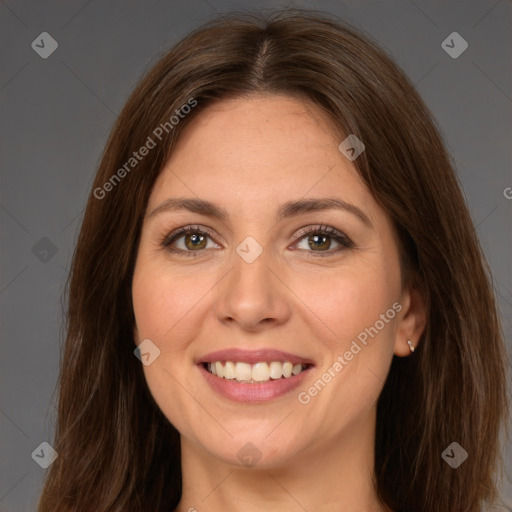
[297, 272, 399, 420]
[131, 258, 203, 433]
[291, 261, 400, 416]
[292, 262, 400, 353]
[132, 256, 205, 342]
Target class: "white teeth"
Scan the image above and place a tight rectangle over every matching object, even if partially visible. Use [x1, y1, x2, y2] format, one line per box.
[223, 361, 236, 379]
[269, 361, 283, 379]
[292, 363, 302, 375]
[205, 361, 307, 382]
[235, 362, 252, 381]
[252, 362, 269, 382]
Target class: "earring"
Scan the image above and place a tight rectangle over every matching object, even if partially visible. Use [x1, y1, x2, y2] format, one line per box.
[407, 340, 415, 353]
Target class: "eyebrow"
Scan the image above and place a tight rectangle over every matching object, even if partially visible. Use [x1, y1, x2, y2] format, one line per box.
[148, 197, 372, 227]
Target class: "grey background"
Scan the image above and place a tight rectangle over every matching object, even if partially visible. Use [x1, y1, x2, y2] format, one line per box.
[0, 1, 511, 511]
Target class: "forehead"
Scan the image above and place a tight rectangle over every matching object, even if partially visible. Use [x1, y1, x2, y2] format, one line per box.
[149, 94, 371, 211]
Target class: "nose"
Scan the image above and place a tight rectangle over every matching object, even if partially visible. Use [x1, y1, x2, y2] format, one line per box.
[214, 242, 292, 332]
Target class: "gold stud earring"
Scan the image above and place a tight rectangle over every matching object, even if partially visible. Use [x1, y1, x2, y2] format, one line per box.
[407, 340, 415, 353]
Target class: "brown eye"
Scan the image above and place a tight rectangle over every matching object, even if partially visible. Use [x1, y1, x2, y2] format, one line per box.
[307, 233, 332, 251]
[294, 225, 353, 256]
[162, 225, 219, 257]
[183, 232, 207, 250]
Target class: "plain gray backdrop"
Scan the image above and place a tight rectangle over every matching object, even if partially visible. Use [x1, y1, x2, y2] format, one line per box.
[1, 1, 511, 511]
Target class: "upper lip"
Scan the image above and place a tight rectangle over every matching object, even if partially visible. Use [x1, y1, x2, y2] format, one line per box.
[196, 348, 315, 366]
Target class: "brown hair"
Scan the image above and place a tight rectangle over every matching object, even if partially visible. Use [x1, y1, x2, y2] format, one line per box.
[38, 8, 509, 512]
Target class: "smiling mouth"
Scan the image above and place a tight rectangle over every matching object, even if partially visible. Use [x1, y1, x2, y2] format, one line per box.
[203, 361, 312, 383]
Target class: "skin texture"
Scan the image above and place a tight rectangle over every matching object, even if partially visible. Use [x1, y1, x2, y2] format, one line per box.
[132, 95, 426, 512]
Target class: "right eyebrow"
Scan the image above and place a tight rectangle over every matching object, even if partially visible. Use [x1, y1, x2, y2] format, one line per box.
[148, 198, 228, 221]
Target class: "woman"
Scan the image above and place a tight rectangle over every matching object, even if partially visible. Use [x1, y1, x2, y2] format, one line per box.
[38, 8, 508, 512]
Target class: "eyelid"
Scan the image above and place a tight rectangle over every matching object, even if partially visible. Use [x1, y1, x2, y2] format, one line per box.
[162, 224, 220, 247]
[293, 224, 351, 243]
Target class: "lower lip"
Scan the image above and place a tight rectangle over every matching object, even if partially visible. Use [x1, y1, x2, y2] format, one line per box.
[198, 364, 313, 403]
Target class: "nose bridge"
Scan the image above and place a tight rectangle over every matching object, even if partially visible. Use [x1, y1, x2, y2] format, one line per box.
[214, 233, 291, 329]
[233, 234, 272, 288]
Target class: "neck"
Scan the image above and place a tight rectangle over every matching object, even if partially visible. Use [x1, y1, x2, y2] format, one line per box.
[175, 406, 390, 512]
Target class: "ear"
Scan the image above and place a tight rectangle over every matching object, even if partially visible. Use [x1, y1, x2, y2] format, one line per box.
[394, 287, 427, 357]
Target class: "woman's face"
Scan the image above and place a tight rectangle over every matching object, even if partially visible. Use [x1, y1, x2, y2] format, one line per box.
[132, 94, 420, 469]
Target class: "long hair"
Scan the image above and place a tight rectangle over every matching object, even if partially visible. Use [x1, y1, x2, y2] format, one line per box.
[38, 9, 508, 512]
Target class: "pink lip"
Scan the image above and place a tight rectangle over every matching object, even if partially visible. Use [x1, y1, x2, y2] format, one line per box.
[196, 348, 315, 403]
[197, 363, 313, 403]
[196, 348, 315, 366]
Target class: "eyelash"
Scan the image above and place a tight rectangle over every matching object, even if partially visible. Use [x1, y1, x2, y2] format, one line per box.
[160, 224, 354, 258]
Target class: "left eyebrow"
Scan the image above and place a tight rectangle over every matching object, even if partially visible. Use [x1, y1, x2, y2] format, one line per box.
[277, 198, 372, 228]
[147, 197, 372, 228]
